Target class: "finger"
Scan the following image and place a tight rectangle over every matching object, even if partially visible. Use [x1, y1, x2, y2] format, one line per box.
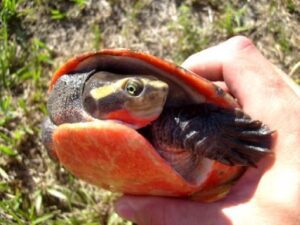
[182, 45, 223, 81]
[183, 36, 297, 123]
[182, 36, 258, 81]
[219, 37, 297, 121]
[115, 195, 228, 225]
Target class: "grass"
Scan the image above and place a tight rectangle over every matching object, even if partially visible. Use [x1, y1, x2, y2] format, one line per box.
[0, 0, 299, 224]
[0, 0, 124, 224]
[217, 4, 253, 36]
[168, 3, 210, 63]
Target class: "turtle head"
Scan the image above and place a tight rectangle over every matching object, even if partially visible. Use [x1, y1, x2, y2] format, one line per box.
[82, 72, 169, 128]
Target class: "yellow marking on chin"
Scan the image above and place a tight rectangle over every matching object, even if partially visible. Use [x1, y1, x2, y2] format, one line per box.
[90, 85, 116, 100]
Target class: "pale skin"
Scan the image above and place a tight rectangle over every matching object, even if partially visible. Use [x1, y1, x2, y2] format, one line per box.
[114, 36, 300, 225]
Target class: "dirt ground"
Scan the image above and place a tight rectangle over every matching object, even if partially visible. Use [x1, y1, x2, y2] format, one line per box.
[0, 0, 299, 224]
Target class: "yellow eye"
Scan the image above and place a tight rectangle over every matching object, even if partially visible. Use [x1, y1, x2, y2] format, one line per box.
[124, 79, 144, 96]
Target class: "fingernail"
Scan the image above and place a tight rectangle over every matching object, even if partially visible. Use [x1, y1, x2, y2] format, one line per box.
[115, 199, 135, 221]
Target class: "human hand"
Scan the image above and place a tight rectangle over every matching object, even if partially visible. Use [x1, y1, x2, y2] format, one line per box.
[114, 36, 300, 225]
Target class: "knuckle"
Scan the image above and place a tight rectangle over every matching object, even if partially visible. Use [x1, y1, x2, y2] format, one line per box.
[229, 35, 255, 51]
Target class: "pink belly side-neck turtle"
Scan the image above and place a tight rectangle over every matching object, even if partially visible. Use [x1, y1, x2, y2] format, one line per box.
[42, 49, 273, 202]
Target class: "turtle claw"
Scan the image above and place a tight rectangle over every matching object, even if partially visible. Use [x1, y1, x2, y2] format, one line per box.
[238, 129, 274, 143]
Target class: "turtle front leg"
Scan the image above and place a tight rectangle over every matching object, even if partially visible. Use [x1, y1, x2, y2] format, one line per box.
[41, 117, 58, 161]
[152, 103, 273, 169]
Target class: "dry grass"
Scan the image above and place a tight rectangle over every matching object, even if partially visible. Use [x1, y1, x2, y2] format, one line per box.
[0, 0, 299, 224]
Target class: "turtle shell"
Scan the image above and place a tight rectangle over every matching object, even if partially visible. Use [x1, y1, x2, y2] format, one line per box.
[48, 49, 245, 202]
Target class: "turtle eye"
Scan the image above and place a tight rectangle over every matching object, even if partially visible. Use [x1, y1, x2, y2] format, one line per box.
[124, 79, 144, 96]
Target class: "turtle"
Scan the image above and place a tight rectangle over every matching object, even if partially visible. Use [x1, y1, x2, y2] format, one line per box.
[42, 49, 273, 202]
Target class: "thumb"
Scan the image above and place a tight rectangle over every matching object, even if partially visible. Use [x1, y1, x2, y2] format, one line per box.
[114, 195, 229, 225]
[115, 196, 177, 225]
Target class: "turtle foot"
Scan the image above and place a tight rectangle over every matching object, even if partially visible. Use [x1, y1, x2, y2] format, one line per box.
[194, 105, 274, 167]
[219, 109, 274, 167]
[152, 104, 274, 168]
